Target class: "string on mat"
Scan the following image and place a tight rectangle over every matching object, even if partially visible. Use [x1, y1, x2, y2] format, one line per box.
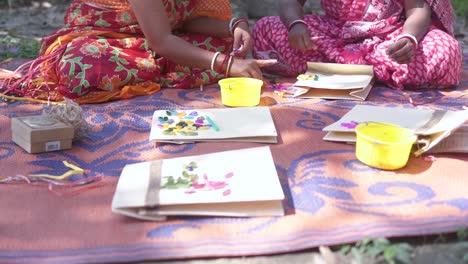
[0, 93, 65, 105]
[29, 160, 85, 180]
[0, 161, 105, 196]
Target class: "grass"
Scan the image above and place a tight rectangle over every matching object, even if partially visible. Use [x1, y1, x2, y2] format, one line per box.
[334, 228, 468, 264]
[339, 238, 413, 264]
[0, 35, 40, 61]
[452, 0, 468, 18]
[458, 228, 468, 263]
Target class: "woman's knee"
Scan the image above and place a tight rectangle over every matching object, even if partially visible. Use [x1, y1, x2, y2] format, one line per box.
[421, 29, 462, 63]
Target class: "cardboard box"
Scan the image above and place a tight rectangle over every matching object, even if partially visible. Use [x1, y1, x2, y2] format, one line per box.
[11, 116, 74, 154]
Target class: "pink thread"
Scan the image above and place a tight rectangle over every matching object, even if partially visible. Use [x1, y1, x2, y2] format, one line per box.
[0, 174, 105, 196]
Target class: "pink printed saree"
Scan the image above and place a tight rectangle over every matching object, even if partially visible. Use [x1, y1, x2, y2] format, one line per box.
[253, 0, 462, 90]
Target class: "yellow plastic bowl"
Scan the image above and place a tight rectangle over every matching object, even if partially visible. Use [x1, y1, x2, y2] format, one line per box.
[355, 122, 417, 170]
[218, 77, 263, 107]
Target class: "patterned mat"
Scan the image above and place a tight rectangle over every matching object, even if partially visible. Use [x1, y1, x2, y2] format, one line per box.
[0, 56, 467, 264]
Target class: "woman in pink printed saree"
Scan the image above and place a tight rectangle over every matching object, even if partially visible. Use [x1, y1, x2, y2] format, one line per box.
[252, 0, 462, 90]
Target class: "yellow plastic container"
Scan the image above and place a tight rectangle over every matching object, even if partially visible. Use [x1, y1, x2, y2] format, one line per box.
[355, 122, 417, 170]
[218, 77, 263, 107]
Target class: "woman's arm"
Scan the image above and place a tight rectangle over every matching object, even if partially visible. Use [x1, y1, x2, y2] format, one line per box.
[279, 0, 316, 51]
[128, 0, 276, 79]
[129, 0, 213, 69]
[184, 17, 252, 57]
[386, 0, 431, 64]
[183, 17, 231, 38]
[279, 0, 306, 26]
[403, 0, 431, 41]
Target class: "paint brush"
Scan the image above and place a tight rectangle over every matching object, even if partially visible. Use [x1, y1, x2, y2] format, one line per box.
[205, 116, 220, 131]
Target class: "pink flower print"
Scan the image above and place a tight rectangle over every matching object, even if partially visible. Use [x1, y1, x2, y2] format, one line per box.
[135, 57, 157, 72]
[73, 14, 91, 26]
[99, 75, 120, 91]
[80, 41, 107, 58]
[116, 11, 133, 25]
[206, 181, 228, 190]
[191, 181, 206, 189]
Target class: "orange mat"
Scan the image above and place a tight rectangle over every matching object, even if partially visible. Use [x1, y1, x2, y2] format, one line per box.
[0, 57, 467, 264]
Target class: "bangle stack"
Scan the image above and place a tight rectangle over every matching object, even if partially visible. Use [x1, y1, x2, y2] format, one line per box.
[287, 19, 307, 32]
[396, 33, 418, 48]
[229, 17, 249, 36]
[225, 56, 234, 77]
[210, 53, 235, 77]
[219, 54, 230, 74]
[210, 51, 221, 72]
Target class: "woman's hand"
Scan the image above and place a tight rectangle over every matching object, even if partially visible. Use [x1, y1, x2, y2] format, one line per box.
[288, 23, 316, 51]
[229, 58, 278, 79]
[232, 21, 252, 58]
[387, 0, 431, 64]
[386, 38, 415, 64]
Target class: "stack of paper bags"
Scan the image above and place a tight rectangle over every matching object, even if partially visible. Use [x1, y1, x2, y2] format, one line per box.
[111, 146, 285, 221]
[149, 106, 277, 144]
[291, 62, 375, 100]
[322, 105, 468, 156]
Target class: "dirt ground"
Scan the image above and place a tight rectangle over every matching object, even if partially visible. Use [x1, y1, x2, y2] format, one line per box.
[0, 1, 70, 39]
[0, 1, 467, 46]
[1, 2, 467, 264]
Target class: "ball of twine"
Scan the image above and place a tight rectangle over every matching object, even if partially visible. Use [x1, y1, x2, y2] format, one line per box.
[41, 98, 89, 139]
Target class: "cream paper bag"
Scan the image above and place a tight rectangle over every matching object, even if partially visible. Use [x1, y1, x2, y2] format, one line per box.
[291, 62, 375, 101]
[322, 105, 468, 156]
[111, 146, 285, 221]
[149, 106, 278, 144]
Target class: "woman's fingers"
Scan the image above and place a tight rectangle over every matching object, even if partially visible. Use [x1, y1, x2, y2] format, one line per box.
[287, 23, 317, 51]
[289, 31, 316, 51]
[288, 25, 307, 50]
[232, 28, 253, 58]
[255, 59, 278, 68]
[249, 68, 263, 79]
[288, 35, 303, 50]
[229, 59, 278, 79]
[233, 44, 249, 58]
[393, 48, 414, 64]
[387, 39, 415, 64]
[302, 34, 316, 50]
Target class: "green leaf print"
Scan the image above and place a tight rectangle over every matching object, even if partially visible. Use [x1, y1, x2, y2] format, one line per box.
[118, 58, 129, 65]
[95, 19, 111, 27]
[70, 8, 81, 20]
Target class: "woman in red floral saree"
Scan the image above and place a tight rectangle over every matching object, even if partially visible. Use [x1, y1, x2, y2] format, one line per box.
[1, 0, 276, 103]
[253, 0, 462, 90]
